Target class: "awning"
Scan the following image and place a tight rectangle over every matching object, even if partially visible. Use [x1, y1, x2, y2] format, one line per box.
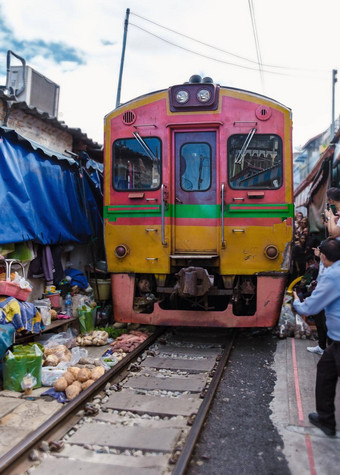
[0, 127, 103, 245]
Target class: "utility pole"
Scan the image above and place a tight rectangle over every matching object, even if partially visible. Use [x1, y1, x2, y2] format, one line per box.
[116, 8, 130, 108]
[331, 69, 337, 139]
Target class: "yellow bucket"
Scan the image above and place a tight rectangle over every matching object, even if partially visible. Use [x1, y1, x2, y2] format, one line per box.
[90, 279, 111, 301]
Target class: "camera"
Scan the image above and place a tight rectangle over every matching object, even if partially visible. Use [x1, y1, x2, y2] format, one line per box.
[327, 202, 337, 214]
[321, 212, 328, 223]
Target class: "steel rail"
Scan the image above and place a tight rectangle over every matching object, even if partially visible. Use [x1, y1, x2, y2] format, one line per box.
[0, 327, 164, 473]
[172, 330, 236, 475]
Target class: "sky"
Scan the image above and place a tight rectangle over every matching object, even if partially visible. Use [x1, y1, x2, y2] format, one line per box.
[0, 0, 339, 150]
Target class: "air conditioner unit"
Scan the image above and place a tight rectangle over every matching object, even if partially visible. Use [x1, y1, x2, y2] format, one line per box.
[7, 65, 60, 118]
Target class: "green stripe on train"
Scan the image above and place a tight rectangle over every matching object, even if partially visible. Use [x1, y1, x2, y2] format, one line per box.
[227, 203, 294, 218]
[104, 203, 294, 221]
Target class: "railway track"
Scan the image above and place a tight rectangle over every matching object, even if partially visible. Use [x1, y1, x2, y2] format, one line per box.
[1, 327, 235, 475]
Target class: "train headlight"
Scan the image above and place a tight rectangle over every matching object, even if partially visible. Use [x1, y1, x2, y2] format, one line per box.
[264, 245, 279, 260]
[197, 89, 211, 103]
[176, 90, 189, 104]
[114, 244, 129, 259]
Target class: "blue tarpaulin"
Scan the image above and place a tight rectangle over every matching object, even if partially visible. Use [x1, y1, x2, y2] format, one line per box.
[0, 127, 103, 245]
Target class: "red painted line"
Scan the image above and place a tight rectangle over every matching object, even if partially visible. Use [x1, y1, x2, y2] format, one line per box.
[230, 205, 289, 210]
[108, 206, 159, 212]
[291, 339, 317, 475]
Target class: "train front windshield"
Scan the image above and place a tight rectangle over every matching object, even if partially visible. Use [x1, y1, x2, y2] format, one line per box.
[228, 134, 283, 189]
[113, 137, 161, 191]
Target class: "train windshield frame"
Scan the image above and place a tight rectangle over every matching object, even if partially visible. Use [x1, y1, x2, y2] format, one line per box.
[227, 133, 283, 190]
[112, 136, 162, 191]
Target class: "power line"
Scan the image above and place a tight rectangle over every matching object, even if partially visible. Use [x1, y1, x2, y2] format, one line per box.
[129, 23, 329, 80]
[129, 23, 285, 75]
[130, 10, 330, 75]
[131, 11, 261, 67]
[248, 0, 265, 90]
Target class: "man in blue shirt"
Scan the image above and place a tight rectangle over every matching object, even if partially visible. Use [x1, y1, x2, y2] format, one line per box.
[293, 237, 340, 437]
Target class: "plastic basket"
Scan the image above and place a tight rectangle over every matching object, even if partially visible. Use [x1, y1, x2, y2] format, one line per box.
[43, 292, 61, 308]
[0, 281, 32, 301]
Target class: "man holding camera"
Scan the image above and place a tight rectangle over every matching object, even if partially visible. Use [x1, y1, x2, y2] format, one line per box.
[305, 187, 340, 356]
[293, 237, 340, 436]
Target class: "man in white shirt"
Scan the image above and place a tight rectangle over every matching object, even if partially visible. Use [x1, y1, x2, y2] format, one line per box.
[293, 238, 340, 437]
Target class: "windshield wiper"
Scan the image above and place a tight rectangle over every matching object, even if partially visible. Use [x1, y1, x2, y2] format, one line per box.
[233, 127, 257, 175]
[132, 131, 158, 162]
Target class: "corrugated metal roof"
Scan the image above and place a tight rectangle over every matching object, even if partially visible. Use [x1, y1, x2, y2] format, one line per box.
[0, 125, 77, 164]
[0, 126, 103, 172]
[0, 91, 102, 150]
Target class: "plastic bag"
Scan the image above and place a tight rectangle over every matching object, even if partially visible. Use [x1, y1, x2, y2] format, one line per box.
[41, 367, 66, 386]
[40, 307, 51, 326]
[274, 300, 296, 339]
[274, 293, 313, 339]
[37, 327, 77, 349]
[294, 314, 312, 339]
[41, 387, 69, 403]
[77, 300, 94, 334]
[3, 344, 43, 391]
[21, 372, 37, 394]
[0, 324, 15, 360]
[69, 346, 88, 365]
[101, 354, 118, 370]
[41, 347, 88, 385]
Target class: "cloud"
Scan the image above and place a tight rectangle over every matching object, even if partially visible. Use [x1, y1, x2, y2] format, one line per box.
[0, 0, 338, 147]
[0, 7, 84, 77]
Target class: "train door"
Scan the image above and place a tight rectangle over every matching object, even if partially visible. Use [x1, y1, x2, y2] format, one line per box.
[173, 131, 217, 253]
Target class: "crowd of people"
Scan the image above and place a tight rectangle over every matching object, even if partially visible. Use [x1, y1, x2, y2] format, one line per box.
[292, 213, 320, 281]
[291, 187, 340, 437]
[292, 187, 340, 283]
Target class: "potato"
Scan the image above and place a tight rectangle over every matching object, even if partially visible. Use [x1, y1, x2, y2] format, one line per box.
[81, 379, 94, 390]
[64, 372, 75, 385]
[54, 377, 68, 392]
[77, 368, 92, 382]
[50, 309, 58, 320]
[45, 354, 59, 367]
[72, 380, 82, 390]
[44, 346, 60, 356]
[67, 366, 80, 378]
[44, 345, 71, 361]
[83, 337, 93, 346]
[65, 383, 81, 400]
[91, 366, 105, 381]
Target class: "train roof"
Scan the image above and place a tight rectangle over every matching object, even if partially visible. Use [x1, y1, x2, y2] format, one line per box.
[107, 81, 291, 118]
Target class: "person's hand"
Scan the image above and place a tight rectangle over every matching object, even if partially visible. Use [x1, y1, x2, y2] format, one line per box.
[293, 290, 298, 300]
[325, 206, 336, 220]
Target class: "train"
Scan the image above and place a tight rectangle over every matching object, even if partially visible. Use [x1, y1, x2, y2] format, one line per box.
[103, 75, 294, 327]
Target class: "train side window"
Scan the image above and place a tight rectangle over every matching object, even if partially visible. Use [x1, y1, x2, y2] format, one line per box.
[180, 142, 211, 191]
[227, 134, 283, 189]
[112, 137, 161, 191]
